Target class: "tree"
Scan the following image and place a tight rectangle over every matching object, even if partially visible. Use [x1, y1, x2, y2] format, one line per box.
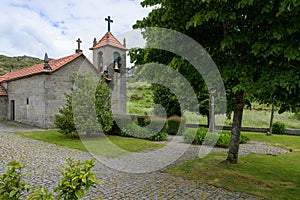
[132, 0, 300, 163]
[55, 73, 114, 136]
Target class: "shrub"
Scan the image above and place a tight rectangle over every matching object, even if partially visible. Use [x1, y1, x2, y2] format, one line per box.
[111, 115, 168, 141]
[216, 132, 231, 147]
[272, 121, 286, 134]
[183, 128, 250, 148]
[55, 74, 113, 137]
[122, 122, 168, 141]
[54, 94, 77, 137]
[55, 159, 99, 200]
[240, 134, 250, 144]
[183, 128, 206, 145]
[167, 116, 186, 135]
[0, 161, 30, 200]
[0, 159, 100, 200]
[26, 186, 54, 200]
[148, 131, 168, 141]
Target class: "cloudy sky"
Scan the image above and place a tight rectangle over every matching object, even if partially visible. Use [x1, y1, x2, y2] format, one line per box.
[0, 0, 152, 60]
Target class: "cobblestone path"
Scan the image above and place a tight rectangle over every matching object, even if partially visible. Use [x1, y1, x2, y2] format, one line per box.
[0, 121, 267, 199]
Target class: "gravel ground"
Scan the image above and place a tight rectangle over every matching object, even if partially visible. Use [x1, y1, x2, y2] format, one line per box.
[0, 121, 286, 199]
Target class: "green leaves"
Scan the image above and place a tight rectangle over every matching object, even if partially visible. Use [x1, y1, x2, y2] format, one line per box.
[0, 161, 30, 200]
[0, 159, 100, 200]
[55, 158, 99, 200]
[55, 73, 114, 137]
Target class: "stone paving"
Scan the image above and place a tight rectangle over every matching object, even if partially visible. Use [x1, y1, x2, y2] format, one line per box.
[0, 121, 286, 199]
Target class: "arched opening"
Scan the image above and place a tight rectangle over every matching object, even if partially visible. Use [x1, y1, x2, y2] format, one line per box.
[113, 52, 121, 72]
[98, 51, 103, 72]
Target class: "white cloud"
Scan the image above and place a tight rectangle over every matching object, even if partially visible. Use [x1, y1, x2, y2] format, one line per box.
[0, 0, 151, 59]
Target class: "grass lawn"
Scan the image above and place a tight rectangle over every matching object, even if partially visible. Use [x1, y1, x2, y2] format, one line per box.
[166, 132, 300, 200]
[15, 130, 165, 158]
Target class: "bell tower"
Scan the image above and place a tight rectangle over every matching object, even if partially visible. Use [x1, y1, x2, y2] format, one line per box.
[89, 16, 127, 114]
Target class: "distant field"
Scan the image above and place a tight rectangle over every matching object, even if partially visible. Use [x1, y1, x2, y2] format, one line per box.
[126, 81, 300, 129]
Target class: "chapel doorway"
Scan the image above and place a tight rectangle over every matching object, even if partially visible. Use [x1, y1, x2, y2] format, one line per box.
[10, 100, 15, 121]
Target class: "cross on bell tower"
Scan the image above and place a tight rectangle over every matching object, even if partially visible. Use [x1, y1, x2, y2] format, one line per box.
[105, 16, 113, 32]
[75, 38, 82, 53]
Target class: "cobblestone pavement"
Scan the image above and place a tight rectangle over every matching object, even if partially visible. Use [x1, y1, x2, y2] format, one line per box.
[0, 121, 281, 199]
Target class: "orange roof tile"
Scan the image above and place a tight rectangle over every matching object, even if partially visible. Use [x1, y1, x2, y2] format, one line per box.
[90, 32, 127, 51]
[0, 53, 83, 83]
[0, 85, 7, 96]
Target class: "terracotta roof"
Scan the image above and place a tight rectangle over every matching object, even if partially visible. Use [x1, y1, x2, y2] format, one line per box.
[0, 85, 7, 96]
[0, 53, 83, 83]
[90, 32, 127, 51]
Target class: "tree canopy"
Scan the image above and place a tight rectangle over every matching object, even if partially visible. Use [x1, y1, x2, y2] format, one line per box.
[131, 0, 300, 163]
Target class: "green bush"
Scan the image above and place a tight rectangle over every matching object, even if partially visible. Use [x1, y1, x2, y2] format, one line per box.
[183, 128, 250, 148]
[0, 159, 100, 200]
[54, 159, 99, 200]
[54, 94, 77, 137]
[183, 128, 205, 145]
[111, 115, 168, 141]
[0, 161, 30, 200]
[272, 121, 286, 134]
[122, 122, 168, 141]
[55, 74, 113, 137]
[148, 131, 168, 141]
[167, 116, 186, 135]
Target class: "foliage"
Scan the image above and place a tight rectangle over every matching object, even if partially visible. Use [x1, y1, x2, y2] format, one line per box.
[54, 94, 77, 137]
[272, 121, 286, 135]
[54, 159, 99, 200]
[26, 186, 54, 200]
[0, 159, 99, 200]
[133, 0, 300, 163]
[127, 81, 154, 115]
[0, 161, 30, 200]
[72, 73, 113, 135]
[0, 55, 42, 75]
[148, 131, 168, 141]
[166, 115, 186, 135]
[151, 84, 182, 117]
[123, 122, 168, 141]
[183, 128, 249, 148]
[55, 73, 113, 137]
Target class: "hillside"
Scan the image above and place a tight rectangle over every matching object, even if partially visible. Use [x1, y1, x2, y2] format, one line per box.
[0, 55, 43, 75]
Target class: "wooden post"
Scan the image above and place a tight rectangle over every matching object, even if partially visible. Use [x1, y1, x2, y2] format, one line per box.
[208, 89, 216, 133]
[268, 104, 275, 135]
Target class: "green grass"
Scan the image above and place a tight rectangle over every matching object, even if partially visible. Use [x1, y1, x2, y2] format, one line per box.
[15, 130, 165, 158]
[166, 132, 300, 200]
[127, 81, 154, 115]
[126, 81, 300, 129]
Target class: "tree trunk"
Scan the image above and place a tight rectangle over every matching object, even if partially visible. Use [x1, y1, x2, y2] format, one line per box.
[224, 90, 245, 164]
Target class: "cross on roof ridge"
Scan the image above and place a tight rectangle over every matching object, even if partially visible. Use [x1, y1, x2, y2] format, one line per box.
[105, 16, 113, 32]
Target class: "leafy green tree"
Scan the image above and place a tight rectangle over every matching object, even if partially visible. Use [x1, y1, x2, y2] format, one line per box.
[55, 73, 114, 136]
[132, 0, 300, 163]
[54, 93, 77, 137]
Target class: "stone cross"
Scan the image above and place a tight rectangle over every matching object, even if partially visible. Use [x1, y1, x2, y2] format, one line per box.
[105, 16, 113, 32]
[76, 38, 82, 53]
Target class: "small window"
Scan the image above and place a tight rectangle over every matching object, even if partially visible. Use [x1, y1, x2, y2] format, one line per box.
[26, 98, 29, 105]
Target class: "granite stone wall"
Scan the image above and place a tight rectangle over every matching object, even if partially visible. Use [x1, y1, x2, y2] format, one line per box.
[0, 96, 8, 120]
[44, 56, 98, 129]
[6, 55, 98, 129]
[7, 74, 47, 127]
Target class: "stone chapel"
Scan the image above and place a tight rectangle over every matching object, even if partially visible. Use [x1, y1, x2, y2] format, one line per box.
[0, 17, 127, 128]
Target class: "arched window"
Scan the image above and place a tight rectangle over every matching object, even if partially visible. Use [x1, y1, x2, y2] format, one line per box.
[113, 52, 121, 72]
[98, 51, 103, 72]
